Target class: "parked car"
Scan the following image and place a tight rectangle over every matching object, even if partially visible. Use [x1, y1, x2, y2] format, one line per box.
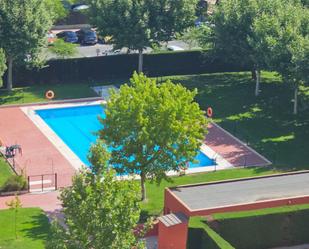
[167, 45, 184, 51]
[76, 29, 97, 45]
[56, 31, 78, 43]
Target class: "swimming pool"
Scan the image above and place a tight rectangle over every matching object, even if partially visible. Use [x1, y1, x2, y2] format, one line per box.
[36, 104, 215, 168]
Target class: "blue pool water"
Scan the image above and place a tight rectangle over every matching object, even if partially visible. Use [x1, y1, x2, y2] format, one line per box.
[36, 105, 214, 168]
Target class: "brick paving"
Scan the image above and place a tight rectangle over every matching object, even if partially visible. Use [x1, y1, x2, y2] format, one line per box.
[206, 122, 270, 167]
[0, 106, 76, 188]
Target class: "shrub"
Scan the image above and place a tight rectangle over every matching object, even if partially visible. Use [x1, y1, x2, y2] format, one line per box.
[1, 175, 27, 192]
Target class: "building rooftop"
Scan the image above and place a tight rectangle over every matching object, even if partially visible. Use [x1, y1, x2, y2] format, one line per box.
[170, 172, 309, 211]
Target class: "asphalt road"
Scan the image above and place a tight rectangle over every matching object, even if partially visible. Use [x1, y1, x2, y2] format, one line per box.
[172, 172, 309, 210]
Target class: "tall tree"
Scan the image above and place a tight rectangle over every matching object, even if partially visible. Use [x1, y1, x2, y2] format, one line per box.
[47, 141, 146, 249]
[0, 48, 6, 87]
[0, 0, 53, 91]
[208, 0, 283, 96]
[86, 0, 197, 72]
[99, 73, 207, 200]
[252, 0, 309, 114]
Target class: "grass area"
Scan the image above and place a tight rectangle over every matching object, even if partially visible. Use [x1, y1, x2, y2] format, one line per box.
[0, 156, 13, 187]
[0, 208, 50, 249]
[164, 72, 309, 170]
[141, 167, 278, 217]
[0, 83, 97, 105]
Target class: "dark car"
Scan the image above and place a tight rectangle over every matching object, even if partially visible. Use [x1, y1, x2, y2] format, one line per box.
[76, 29, 97, 45]
[56, 31, 78, 43]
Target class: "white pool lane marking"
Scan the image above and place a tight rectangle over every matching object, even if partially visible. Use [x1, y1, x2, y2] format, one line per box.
[21, 101, 233, 176]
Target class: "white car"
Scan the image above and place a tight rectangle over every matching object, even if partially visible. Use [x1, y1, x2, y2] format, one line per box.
[167, 45, 185, 51]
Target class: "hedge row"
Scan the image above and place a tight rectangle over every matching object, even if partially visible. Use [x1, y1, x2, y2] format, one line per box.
[4, 51, 249, 87]
[187, 218, 234, 249]
[214, 209, 309, 249]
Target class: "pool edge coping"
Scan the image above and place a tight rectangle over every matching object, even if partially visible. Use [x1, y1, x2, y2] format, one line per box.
[21, 101, 234, 178]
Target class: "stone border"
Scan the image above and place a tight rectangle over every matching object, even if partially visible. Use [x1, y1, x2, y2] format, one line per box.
[21, 101, 234, 177]
[21, 100, 103, 171]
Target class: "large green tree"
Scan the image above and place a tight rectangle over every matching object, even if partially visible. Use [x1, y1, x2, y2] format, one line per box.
[252, 0, 309, 114]
[86, 0, 197, 72]
[47, 141, 146, 249]
[99, 73, 207, 200]
[0, 48, 6, 87]
[0, 0, 53, 91]
[208, 0, 283, 96]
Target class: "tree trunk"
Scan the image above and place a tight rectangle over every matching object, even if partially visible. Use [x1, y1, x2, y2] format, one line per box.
[255, 69, 261, 96]
[293, 85, 298, 115]
[138, 48, 143, 73]
[251, 70, 257, 80]
[7, 56, 13, 91]
[140, 172, 146, 201]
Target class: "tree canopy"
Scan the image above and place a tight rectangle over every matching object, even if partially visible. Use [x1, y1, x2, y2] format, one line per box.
[86, 0, 197, 72]
[0, 0, 53, 90]
[99, 73, 207, 200]
[252, 0, 309, 114]
[208, 0, 285, 96]
[47, 141, 146, 249]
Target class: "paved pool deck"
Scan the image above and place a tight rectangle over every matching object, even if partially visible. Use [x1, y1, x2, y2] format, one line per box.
[0, 100, 270, 189]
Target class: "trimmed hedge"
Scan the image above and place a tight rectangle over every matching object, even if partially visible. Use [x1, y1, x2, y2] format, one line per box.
[4, 51, 250, 87]
[214, 209, 309, 249]
[187, 217, 235, 249]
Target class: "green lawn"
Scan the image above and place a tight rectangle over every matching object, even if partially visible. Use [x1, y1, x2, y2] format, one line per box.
[0, 156, 13, 188]
[165, 71, 309, 171]
[0, 83, 97, 105]
[0, 208, 50, 249]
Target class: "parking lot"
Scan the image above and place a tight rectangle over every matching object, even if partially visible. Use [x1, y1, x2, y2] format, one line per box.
[46, 29, 190, 59]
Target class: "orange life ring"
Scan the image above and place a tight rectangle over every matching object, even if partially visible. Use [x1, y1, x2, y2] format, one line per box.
[45, 90, 55, 100]
[207, 107, 213, 118]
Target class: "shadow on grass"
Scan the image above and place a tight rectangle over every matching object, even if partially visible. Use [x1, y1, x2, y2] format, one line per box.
[20, 212, 50, 241]
[166, 72, 309, 171]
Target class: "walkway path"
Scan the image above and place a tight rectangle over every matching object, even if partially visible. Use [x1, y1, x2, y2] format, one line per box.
[0, 191, 61, 213]
[206, 122, 270, 167]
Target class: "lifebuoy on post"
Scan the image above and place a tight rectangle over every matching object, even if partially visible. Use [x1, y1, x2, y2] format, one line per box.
[45, 90, 55, 100]
[207, 107, 213, 118]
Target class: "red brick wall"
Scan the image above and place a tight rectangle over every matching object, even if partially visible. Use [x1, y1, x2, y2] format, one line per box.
[158, 220, 188, 249]
[164, 188, 191, 216]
